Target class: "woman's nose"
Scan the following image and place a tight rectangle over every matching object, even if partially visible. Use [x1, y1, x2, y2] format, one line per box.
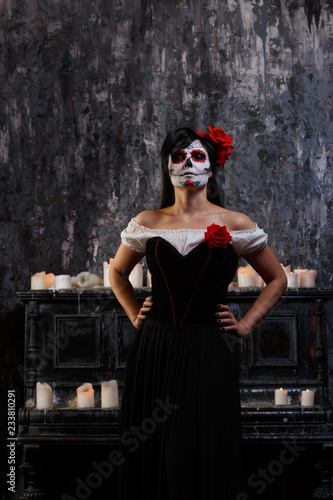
[185, 156, 192, 168]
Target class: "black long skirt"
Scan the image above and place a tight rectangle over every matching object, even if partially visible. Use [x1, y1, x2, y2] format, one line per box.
[118, 318, 244, 500]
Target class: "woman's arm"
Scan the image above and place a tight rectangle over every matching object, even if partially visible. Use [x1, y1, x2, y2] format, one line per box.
[109, 243, 152, 329]
[216, 245, 287, 338]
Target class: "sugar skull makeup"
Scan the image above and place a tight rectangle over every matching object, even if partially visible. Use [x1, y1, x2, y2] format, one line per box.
[168, 140, 211, 187]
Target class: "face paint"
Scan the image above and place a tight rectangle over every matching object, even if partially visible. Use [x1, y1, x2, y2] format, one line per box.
[168, 141, 210, 187]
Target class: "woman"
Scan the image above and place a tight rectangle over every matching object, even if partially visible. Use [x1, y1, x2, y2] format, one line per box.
[110, 126, 287, 500]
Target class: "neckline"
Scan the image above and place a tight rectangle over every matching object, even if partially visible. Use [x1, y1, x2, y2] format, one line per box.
[131, 218, 259, 234]
[147, 236, 210, 259]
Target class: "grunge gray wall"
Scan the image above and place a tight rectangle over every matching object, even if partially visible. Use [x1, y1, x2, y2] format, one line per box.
[0, 0, 332, 487]
[1, 0, 333, 294]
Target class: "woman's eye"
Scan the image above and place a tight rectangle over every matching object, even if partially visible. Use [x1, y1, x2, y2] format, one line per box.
[171, 152, 186, 163]
[191, 152, 206, 161]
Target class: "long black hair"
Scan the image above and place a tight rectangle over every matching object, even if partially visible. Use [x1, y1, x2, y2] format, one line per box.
[160, 127, 222, 208]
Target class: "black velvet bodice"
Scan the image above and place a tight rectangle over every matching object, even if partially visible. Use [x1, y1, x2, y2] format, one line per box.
[145, 237, 238, 328]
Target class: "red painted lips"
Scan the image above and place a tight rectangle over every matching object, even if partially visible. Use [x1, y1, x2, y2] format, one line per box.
[184, 179, 196, 186]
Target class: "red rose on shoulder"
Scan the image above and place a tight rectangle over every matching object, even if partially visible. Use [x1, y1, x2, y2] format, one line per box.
[197, 126, 234, 167]
[205, 223, 232, 250]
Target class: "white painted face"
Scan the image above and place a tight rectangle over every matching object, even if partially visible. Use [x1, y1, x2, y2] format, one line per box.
[168, 140, 211, 187]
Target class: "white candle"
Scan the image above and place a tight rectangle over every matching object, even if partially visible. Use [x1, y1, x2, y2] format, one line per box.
[237, 266, 254, 287]
[31, 272, 46, 290]
[103, 259, 113, 287]
[275, 388, 288, 405]
[300, 270, 317, 288]
[294, 269, 306, 287]
[301, 389, 315, 407]
[147, 269, 152, 287]
[129, 263, 143, 288]
[36, 382, 54, 409]
[55, 274, 72, 289]
[77, 383, 95, 408]
[45, 273, 56, 289]
[253, 271, 264, 287]
[101, 380, 119, 408]
[287, 272, 298, 288]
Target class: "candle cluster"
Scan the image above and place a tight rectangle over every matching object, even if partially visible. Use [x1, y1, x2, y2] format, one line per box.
[234, 265, 318, 290]
[31, 260, 152, 290]
[274, 388, 315, 406]
[35, 380, 119, 409]
[237, 266, 265, 288]
[282, 267, 318, 288]
[31, 272, 57, 290]
[103, 261, 151, 289]
[31, 271, 103, 290]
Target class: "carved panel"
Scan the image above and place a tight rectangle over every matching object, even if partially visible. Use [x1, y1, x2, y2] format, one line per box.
[54, 315, 101, 368]
[250, 313, 298, 367]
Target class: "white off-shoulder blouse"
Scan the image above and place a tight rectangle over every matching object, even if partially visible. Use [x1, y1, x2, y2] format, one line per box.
[121, 219, 268, 258]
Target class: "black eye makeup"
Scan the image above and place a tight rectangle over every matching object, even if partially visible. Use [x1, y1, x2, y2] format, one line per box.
[171, 150, 186, 164]
[190, 149, 207, 162]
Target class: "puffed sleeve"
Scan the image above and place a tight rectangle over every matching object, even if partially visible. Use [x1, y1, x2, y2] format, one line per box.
[120, 219, 149, 254]
[230, 224, 268, 257]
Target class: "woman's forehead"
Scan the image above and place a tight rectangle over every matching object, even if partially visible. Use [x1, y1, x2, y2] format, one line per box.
[172, 140, 207, 153]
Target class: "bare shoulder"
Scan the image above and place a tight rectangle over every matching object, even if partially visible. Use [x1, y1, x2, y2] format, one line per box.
[133, 210, 163, 228]
[221, 210, 257, 231]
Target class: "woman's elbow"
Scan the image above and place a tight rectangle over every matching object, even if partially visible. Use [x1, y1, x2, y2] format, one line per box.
[271, 271, 287, 295]
[109, 264, 122, 287]
[109, 263, 131, 291]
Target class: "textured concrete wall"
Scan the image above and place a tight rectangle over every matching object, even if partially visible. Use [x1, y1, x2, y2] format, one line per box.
[1, 0, 332, 297]
[0, 0, 332, 427]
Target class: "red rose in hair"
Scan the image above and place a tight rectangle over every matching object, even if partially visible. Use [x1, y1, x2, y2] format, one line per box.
[205, 224, 232, 250]
[197, 126, 234, 167]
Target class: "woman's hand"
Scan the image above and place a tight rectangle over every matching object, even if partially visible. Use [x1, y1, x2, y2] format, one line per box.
[215, 304, 252, 339]
[132, 296, 153, 329]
